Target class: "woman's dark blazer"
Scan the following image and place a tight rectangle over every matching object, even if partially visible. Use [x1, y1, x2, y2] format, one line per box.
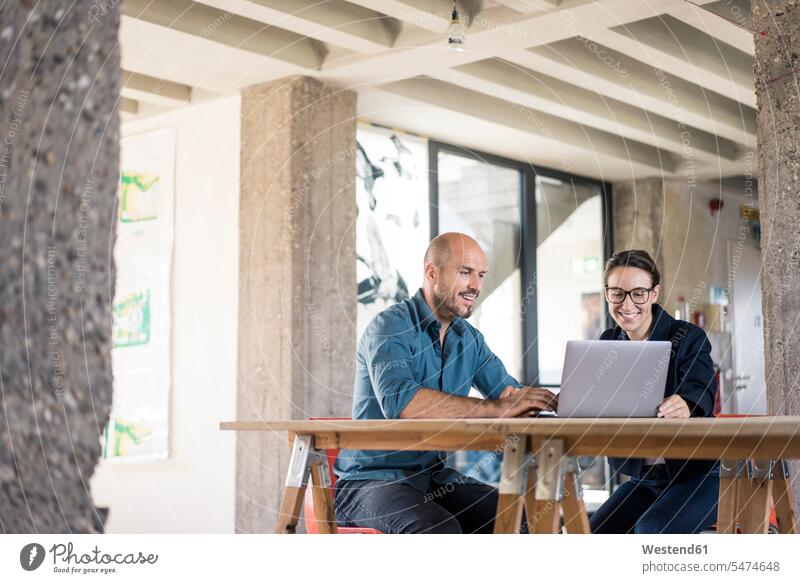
[599, 302, 719, 481]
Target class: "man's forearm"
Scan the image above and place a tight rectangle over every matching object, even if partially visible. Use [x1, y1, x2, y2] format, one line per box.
[398, 388, 498, 419]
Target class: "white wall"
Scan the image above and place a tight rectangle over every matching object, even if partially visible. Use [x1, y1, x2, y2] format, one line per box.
[661, 178, 756, 311]
[91, 95, 241, 533]
[660, 176, 760, 413]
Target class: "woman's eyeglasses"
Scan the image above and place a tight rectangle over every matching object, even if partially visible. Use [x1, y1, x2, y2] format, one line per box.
[604, 286, 654, 305]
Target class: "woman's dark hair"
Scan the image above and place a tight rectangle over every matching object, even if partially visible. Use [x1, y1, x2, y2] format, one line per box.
[603, 250, 661, 287]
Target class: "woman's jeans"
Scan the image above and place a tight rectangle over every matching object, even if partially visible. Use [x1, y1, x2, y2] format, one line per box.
[590, 464, 719, 534]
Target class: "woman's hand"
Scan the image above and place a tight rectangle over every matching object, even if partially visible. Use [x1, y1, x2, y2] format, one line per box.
[657, 395, 690, 418]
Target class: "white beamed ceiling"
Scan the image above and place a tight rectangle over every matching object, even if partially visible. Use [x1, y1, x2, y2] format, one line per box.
[120, 0, 757, 181]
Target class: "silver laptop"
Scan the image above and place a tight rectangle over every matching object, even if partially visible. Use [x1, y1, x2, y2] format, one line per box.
[555, 340, 672, 418]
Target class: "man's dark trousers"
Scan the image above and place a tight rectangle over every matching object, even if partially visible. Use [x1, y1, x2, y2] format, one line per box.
[334, 476, 528, 534]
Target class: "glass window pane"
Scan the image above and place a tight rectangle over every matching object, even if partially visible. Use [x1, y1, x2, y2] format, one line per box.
[535, 176, 605, 385]
[438, 151, 523, 382]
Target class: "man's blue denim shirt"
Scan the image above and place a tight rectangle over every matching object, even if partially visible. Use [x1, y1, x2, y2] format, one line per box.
[334, 289, 521, 492]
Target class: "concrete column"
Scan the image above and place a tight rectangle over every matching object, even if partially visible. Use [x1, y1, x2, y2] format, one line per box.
[611, 177, 665, 261]
[753, 1, 800, 528]
[0, 3, 119, 532]
[237, 76, 357, 532]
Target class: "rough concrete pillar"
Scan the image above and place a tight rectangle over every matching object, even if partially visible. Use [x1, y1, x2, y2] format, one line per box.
[753, 1, 800, 529]
[237, 76, 357, 532]
[0, 3, 119, 532]
[611, 177, 665, 261]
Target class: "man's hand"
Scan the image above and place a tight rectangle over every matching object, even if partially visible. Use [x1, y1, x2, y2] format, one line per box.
[657, 394, 690, 418]
[492, 386, 558, 418]
[498, 386, 518, 400]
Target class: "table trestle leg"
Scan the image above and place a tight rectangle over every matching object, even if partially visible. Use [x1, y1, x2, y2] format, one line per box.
[717, 459, 742, 534]
[772, 460, 797, 534]
[561, 456, 591, 534]
[277, 434, 338, 534]
[495, 434, 528, 533]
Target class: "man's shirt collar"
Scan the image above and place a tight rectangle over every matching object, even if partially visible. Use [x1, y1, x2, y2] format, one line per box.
[412, 289, 465, 336]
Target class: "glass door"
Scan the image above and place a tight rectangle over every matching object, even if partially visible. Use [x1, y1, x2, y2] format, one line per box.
[432, 142, 611, 385]
[534, 175, 607, 385]
[434, 145, 525, 382]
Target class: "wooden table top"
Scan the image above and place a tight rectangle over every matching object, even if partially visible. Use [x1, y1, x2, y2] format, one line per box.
[220, 416, 800, 460]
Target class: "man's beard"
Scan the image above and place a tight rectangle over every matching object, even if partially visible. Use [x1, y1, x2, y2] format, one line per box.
[433, 289, 474, 319]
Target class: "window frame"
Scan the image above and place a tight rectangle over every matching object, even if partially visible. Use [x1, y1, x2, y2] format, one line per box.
[429, 139, 613, 386]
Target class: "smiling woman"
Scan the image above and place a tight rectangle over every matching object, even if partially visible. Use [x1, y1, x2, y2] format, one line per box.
[603, 249, 662, 341]
[590, 249, 720, 535]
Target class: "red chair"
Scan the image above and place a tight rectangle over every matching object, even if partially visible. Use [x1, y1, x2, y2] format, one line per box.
[713, 413, 779, 533]
[303, 418, 382, 534]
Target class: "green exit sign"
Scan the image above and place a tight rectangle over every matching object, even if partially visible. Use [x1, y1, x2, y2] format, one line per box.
[571, 256, 600, 274]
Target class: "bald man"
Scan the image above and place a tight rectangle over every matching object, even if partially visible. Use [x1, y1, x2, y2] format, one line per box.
[333, 232, 557, 533]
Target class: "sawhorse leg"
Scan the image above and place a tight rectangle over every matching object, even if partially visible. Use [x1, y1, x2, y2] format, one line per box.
[520, 438, 590, 534]
[528, 438, 564, 534]
[494, 434, 527, 533]
[726, 459, 798, 534]
[277, 485, 306, 535]
[492, 435, 588, 534]
[718, 459, 780, 535]
[739, 460, 774, 534]
[773, 460, 797, 534]
[276, 434, 338, 534]
[561, 457, 591, 534]
[717, 459, 741, 534]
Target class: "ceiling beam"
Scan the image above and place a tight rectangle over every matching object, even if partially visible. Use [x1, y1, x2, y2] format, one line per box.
[119, 15, 308, 95]
[670, 0, 755, 56]
[493, 0, 562, 14]
[346, 0, 448, 33]
[583, 14, 754, 108]
[380, 76, 676, 173]
[443, 58, 740, 163]
[195, 0, 402, 53]
[508, 37, 755, 146]
[119, 97, 140, 115]
[123, 0, 328, 69]
[345, 0, 497, 35]
[121, 69, 192, 106]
